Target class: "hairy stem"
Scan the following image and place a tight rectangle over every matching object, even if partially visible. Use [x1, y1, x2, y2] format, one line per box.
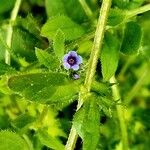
[65, 0, 112, 150]
[110, 76, 129, 150]
[84, 0, 112, 92]
[5, 0, 22, 65]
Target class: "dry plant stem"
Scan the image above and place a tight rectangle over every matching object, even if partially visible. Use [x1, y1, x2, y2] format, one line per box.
[110, 76, 128, 150]
[65, 0, 112, 150]
[5, 0, 22, 65]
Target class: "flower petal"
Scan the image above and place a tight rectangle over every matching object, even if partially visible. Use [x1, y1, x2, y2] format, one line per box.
[68, 51, 77, 57]
[76, 55, 83, 65]
[71, 64, 79, 71]
[63, 62, 70, 70]
[73, 74, 80, 80]
[63, 54, 69, 62]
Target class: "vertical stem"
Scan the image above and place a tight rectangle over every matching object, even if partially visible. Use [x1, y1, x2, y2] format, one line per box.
[84, 0, 112, 92]
[125, 64, 150, 105]
[110, 76, 129, 150]
[65, 0, 112, 150]
[5, 0, 22, 65]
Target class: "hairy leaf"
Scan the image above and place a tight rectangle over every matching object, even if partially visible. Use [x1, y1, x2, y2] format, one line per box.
[120, 21, 142, 55]
[53, 29, 65, 59]
[108, 9, 126, 26]
[0, 131, 29, 150]
[45, 0, 66, 17]
[0, 61, 16, 75]
[73, 98, 100, 150]
[101, 32, 120, 81]
[37, 130, 65, 150]
[35, 48, 60, 70]
[41, 15, 85, 40]
[12, 113, 35, 129]
[8, 73, 79, 106]
[11, 27, 45, 62]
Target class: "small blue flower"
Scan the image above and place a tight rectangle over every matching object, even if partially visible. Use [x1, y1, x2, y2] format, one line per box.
[63, 51, 82, 71]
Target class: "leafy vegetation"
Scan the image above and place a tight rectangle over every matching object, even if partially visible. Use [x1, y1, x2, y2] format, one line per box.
[0, 0, 150, 150]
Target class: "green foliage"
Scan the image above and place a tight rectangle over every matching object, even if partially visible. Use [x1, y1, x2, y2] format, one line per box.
[8, 73, 79, 107]
[0, 1, 149, 150]
[108, 9, 126, 26]
[0, 0, 15, 14]
[11, 27, 45, 62]
[73, 98, 100, 150]
[120, 21, 142, 55]
[101, 31, 120, 81]
[12, 113, 35, 129]
[41, 15, 85, 41]
[0, 61, 16, 75]
[91, 80, 111, 96]
[53, 29, 65, 59]
[133, 108, 150, 128]
[45, 0, 66, 18]
[37, 130, 65, 150]
[45, 0, 87, 23]
[113, 0, 144, 9]
[0, 131, 29, 150]
[35, 48, 60, 70]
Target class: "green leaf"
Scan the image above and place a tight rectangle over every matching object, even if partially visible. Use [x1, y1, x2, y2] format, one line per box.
[0, 130, 29, 150]
[41, 15, 85, 41]
[0, 61, 16, 75]
[12, 113, 35, 129]
[53, 29, 65, 59]
[37, 130, 65, 150]
[108, 9, 126, 26]
[91, 81, 111, 96]
[11, 27, 46, 62]
[8, 73, 79, 106]
[0, 0, 15, 14]
[49, 82, 79, 109]
[45, 0, 66, 18]
[17, 14, 40, 36]
[63, 0, 87, 23]
[113, 0, 144, 9]
[101, 32, 120, 81]
[73, 98, 100, 150]
[120, 21, 142, 55]
[35, 48, 60, 70]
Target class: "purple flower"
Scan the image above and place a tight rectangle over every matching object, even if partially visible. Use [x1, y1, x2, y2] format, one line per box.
[63, 51, 82, 71]
[73, 74, 80, 80]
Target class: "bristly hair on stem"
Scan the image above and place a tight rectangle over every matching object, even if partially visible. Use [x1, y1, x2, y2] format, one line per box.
[65, 0, 112, 150]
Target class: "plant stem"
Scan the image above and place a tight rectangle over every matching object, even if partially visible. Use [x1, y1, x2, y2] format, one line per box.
[125, 63, 150, 105]
[78, 0, 93, 20]
[5, 0, 22, 65]
[65, 0, 112, 150]
[118, 55, 136, 79]
[127, 3, 150, 18]
[110, 76, 129, 150]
